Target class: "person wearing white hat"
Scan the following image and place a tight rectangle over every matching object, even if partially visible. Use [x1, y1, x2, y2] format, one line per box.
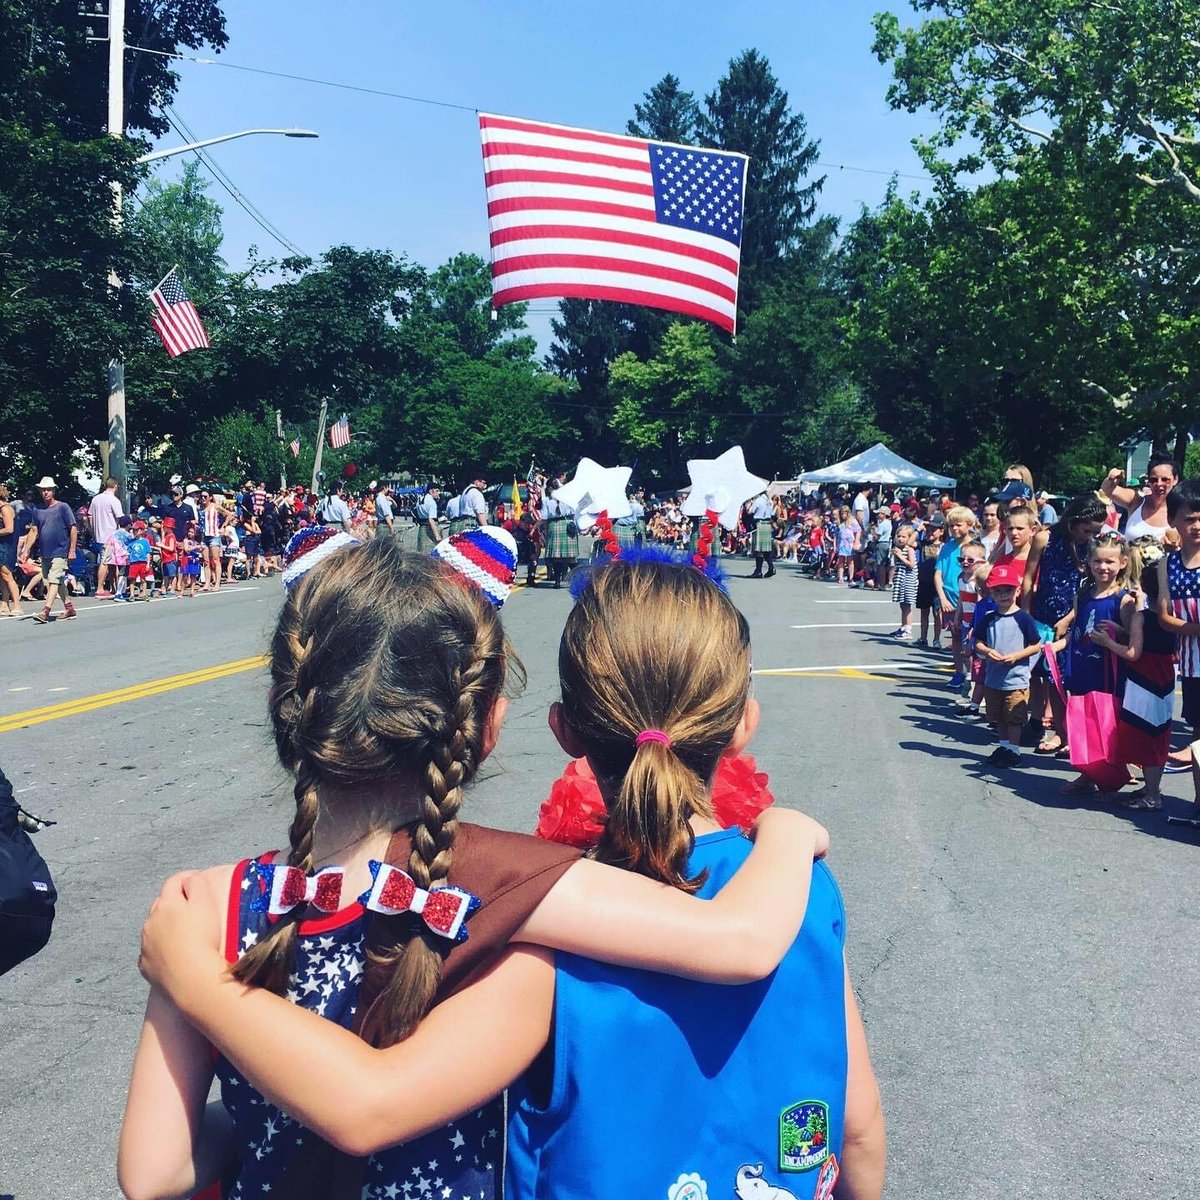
[20, 477, 78, 623]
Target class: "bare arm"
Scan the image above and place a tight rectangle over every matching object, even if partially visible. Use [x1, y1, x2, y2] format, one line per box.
[1020, 531, 1047, 612]
[140, 881, 554, 1160]
[118, 986, 232, 1200]
[0, 503, 13, 538]
[1100, 468, 1137, 511]
[1157, 558, 1200, 635]
[515, 807, 827, 983]
[837, 959, 886, 1200]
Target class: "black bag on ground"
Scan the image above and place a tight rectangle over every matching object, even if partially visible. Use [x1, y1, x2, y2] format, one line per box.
[0, 767, 56, 975]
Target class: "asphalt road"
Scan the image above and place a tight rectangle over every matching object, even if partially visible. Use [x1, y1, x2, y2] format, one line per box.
[1, 561, 1196, 1199]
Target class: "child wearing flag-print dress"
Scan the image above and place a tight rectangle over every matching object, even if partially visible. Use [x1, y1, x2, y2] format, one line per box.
[134, 552, 884, 1200]
[122, 535, 829, 1200]
[1157, 482, 1200, 813]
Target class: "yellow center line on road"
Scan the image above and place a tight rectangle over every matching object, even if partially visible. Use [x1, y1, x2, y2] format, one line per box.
[0, 655, 269, 734]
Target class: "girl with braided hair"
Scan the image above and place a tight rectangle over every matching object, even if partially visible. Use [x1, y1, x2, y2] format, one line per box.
[122, 537, 828, 1200]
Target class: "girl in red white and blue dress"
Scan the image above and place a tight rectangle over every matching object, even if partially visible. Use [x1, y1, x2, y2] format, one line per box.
[122, 528, 827, 1200]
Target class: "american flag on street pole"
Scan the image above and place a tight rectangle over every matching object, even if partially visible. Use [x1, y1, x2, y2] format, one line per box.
[289, 437, 301, 458]
[330, 415, 351, 449]
[478, 113, 747, 335]
[149, 267, 210, 357]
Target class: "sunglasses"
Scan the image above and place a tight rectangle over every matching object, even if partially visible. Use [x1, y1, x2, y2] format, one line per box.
[958, 556, 983, 566]
[1091, 529, 1126, 544]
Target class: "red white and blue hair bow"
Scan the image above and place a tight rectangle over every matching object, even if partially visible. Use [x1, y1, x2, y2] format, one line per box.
[359, 861, 481, 943]
[250, 864, 344, 917]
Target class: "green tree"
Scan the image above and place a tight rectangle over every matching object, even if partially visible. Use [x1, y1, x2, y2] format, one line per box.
[0, 0, 227, 480]
[627, 72, 699, 144]
[872, 0, 1200, 202]
[609, 322, 723, 480]
[697, 49, 825, 306]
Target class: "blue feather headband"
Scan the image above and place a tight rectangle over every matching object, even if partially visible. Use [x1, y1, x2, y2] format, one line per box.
[568, 541, 728, 600]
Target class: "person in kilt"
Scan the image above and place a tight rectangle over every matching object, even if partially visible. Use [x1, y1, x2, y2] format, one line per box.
[414, 483, 442, 553]
[614, 489, 644, 554]
[540, 472, 578, 589]
[748, 491, 777, 578]
[451, 476, 488, 535]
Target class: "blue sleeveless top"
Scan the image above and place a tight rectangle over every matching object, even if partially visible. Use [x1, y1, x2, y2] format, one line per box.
[1065, 589, 1126, 695]
[505, 830, 848, 1200]
[218, 854, 502, 1200]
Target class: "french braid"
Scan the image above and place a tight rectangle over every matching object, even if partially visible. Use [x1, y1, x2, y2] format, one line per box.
[235, 538, 513, 1035]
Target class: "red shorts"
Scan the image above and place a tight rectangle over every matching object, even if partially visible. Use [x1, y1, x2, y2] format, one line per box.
[127, 562, 152, 581]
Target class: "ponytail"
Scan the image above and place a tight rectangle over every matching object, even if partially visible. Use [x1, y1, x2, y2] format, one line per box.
[595, 737, 709, 893]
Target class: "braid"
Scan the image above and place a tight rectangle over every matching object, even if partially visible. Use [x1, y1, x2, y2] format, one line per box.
[359, 658, 494, 1047]
[232, 761, 321, 991]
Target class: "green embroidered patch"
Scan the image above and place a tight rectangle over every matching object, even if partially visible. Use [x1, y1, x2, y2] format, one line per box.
[779, 1100, 829, 1172]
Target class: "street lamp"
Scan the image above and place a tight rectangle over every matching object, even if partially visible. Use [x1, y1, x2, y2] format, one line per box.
[135, 128, 319, 166]
[104, 125, 318, 506]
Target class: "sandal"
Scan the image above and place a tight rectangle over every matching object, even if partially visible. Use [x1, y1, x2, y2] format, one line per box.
[1035, 733, 1064, 755]
[1060, 778, 1097, 796]
[1123, 792, 1163, 810]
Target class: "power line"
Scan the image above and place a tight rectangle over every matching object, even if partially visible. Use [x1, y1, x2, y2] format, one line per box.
[157, 105, 306, 257]
[128, 43, 933, 184]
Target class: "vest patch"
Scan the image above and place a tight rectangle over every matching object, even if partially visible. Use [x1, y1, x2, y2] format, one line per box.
[667, 1172, 708, 1200]
[733, 1163, 798, 1199]
[779, 1100, 830, 1172]
[814, 1153, 840, 1200]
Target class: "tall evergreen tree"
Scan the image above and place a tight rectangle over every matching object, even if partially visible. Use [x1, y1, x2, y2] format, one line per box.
[626, 73, 699, 144]
[696, 49, 825, 307]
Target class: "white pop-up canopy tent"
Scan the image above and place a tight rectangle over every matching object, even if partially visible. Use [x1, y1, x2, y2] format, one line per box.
[798, 443, 956, 489]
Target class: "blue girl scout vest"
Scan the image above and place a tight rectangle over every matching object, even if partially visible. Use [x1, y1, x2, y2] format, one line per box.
[505, 828, 848, 1200]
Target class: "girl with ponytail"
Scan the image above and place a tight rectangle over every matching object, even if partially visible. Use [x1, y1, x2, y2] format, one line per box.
[122, 538, 828, 1200]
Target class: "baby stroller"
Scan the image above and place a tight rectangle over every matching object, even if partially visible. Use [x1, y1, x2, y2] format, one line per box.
[795, 542, 823, 576]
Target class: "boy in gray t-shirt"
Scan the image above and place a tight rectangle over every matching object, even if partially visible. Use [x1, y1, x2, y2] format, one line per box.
[975, 562, 1043, 767]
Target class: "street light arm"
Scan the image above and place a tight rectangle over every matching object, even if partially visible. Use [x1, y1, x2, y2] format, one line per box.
[136, 129, 318, 165]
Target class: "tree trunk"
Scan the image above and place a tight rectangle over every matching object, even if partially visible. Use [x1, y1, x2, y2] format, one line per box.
[1173, 426, 1190, 468]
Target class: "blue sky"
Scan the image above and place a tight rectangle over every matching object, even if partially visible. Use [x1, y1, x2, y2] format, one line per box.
[141, 1, 936, 342]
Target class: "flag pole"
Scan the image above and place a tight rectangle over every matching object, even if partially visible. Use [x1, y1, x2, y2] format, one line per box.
[310, 399, 329, 495]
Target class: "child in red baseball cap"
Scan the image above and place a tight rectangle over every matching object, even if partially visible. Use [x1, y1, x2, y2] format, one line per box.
[973, 561, 1044, 768]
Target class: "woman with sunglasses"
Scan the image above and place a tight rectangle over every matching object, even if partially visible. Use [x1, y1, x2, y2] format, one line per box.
[1100, 457, 1181, 545]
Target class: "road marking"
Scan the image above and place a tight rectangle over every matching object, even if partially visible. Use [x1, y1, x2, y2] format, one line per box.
[790, 622, 897, 630]
[812, 599, 894, 605]
[8, 686, 30, 693]
[756, 661, 952, 675]
[0, 655, 268, 734]
[47, 687, 68, 693]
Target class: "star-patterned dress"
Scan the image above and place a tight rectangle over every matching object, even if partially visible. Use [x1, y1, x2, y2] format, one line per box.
[218, 854, 502, 1200]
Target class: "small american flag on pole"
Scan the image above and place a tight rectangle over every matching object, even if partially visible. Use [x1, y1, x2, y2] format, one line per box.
[479, 113, 747, 335]
[330, 415, 351, 449]
[150, 267, 210, 357]
[289, 437, 301, 458]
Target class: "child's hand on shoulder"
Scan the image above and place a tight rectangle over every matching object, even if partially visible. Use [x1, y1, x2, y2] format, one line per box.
[751, 807, 830, 861]
[139, 870, 226, 1002]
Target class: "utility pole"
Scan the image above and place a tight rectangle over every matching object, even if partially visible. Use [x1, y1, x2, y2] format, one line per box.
[107, 0, 128, 509]
[310, 399, 329, 496]
[275, 408, 287, 490]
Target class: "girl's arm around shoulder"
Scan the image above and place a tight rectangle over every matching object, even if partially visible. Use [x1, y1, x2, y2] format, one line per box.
[140, 874, 553, 1159]
[514, 807, 828, 983]
[119, 867, 235, 1200]
[838, 954, 886, 1200]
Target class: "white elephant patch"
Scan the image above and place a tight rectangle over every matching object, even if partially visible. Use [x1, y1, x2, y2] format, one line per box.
[733, 1163, 799, 1200]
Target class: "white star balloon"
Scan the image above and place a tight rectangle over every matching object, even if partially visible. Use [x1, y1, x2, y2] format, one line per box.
[683, 445, 768, 530]
[553, 457, 633, 532]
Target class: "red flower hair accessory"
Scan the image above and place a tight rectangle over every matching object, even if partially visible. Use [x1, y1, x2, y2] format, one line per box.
[534, 754, 774, 847]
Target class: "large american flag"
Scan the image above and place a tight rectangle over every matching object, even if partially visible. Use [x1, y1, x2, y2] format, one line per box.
[330, 415, 351, 449]
[150, 268, 210, 357]
[479, 113, 747, 335]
